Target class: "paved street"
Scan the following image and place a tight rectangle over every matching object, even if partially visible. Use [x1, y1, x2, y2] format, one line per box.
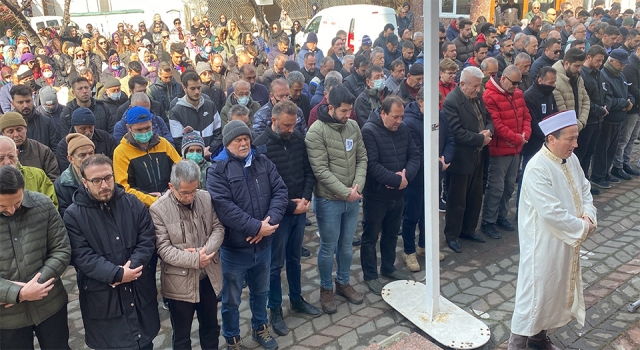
[60, 150, 640, 350]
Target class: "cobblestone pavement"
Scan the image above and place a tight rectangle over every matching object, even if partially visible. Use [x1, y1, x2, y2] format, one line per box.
[60, 153, 640, 350]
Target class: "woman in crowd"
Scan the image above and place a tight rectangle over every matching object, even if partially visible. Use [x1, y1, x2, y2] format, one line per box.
[36, 63, 63, 88]
[118, 33, 136, 65]
[184, 33, 201, 62]
[94, 35, 110, 63]
[211, 35, 228, 62]
[226, 19, 242, 53]
[196, 38, 214, 63]
[138, 47, 159, 82]
[2, 45, 19, 67]
[102, 52, 127, 81]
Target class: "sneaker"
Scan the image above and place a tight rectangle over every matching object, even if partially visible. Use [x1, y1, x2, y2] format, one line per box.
[496, 218, 515, 231]
[364, 279, 383, 295]
[606, 175, 621, 184]
[352, 238, 361, 246]
[402, 252, 420, 272]
[381, 270, 411, 281]
[335, 280, 364, 304]
[611, 167, 632, 180]
[591, 179, 611, 189]
[416, 246, 425, 256]
[439, 198, 446, 212]
[252, 325, 278, 350]
[623, 164, 640, 176]
[480, 223, 501, 239]
[226, 336, 243, 350]
[269, 307, 288, 336]
[320, 287, 337, 314]
[290, 298, 321, 317]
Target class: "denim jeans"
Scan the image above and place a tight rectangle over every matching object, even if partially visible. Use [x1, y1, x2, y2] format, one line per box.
[268, 213, 305, 309]
[401, 182, 425, 254]
[168, 278, 219, 350]
[361, 196, 404, 281]
[220, 247, 271, 339]
[613, 113, 640, 168]
[314, 197, 360, 290]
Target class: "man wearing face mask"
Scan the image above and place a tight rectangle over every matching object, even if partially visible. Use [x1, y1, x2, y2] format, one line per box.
[98, 77, 129, 117]
[253, 78, 308, 137]
[354, 65, 391, 128]
[55, 107, 117, 171]
[113, 92, 173, 144]
[36, 86, 63, 134]
[221, 80, 261, 128]
[113, 106, 181, 207]
[10, 84, 60, 153]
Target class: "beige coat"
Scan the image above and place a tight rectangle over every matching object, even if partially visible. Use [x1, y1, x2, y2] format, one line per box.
[150, 190, 224, 302]
[551, 60, 590, 131]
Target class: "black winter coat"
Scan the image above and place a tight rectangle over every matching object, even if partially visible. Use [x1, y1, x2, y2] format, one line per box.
[64, 185, 159, 349]
[523, 81, 558, 155]
[149, 78, 182, 118]
[254, 125, 315, 215]
[343, 68, 367, 99]
[115, 96, 167, 124]
[602, 67, 635, 125]
[59, 98, 116, 138]
[55, 128, 117, 171]
[580, 65, 611, 124]
[98, 91, 130, 119]
[529, 54, 557, 80]
[623, 53, 640, 114]
[207, 148, 288, 253]
[24, 110, 60, 153]
[361, 109, 421, 200]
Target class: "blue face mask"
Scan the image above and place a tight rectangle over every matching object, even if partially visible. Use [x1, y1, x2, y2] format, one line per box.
[108, 91, 121, 100]
[237, 95, 250, 106]
[185, 151, 204, 163]
[133, 130, 153, 143]
[373, 78, 385, 90]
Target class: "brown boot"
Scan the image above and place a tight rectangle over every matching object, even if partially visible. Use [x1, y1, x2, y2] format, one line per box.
[320, 287, 337, 314]
[335, 280, 364, 305]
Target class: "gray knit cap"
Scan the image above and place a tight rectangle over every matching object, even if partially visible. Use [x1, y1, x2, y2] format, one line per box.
[222, 120, 252, 146]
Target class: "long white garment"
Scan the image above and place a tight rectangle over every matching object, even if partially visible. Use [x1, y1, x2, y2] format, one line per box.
[511, 146, 597, 336]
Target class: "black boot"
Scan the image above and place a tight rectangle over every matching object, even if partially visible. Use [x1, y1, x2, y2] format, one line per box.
[269, 307, 289, 336]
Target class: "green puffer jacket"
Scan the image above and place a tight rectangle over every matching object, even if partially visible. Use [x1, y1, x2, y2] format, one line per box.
[0, 190, 71, 329]
[305, 104, 367, 200]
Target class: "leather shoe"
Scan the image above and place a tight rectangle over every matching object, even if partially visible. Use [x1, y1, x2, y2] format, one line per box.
[305, 218, 312, 226]
[606, 175, 621, 183]
[496, 218, 515, 231]
[381, 270, 411, 281]
[269, 307, 289, 336]
[481, 223, 501, 239]
[590, 187, 601, 195]
[352, 238, 361, 246]
[291, 298, 321, 317]
[301, 246, 311, 258]
[459, 233, 487, 243]
[623, 163, 640, 176]
[611, 167, 632, 180]
[446, 238, 462, 253]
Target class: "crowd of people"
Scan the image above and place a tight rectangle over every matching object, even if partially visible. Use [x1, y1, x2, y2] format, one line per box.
[0, 0, 638, 349]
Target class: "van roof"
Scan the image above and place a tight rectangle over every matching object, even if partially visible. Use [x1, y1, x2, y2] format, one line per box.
[315, 5, 395, 16]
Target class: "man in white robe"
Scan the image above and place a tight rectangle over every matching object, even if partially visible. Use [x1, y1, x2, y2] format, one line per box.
[508, 110, 597, 350]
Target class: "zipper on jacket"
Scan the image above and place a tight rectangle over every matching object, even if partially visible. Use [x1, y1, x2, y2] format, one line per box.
[143, 161, 153, 184]
[155, 158, 162, 181]
[255, 178, 261, 193]
[180, 222, 186, 243]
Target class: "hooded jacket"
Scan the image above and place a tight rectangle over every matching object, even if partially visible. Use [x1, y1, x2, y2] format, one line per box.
[551, 60, 590, 131]
[482, 76, 532, 157]
[523, 80, 558, 155]
[206, 148, 288, 253]
[19, 163, 58, 209]
[112, 111, 173, 145]
[113, 133, 182, 207]
[305, 104, 368, 200]
[361, 108, 420, 200]
[169, 95, 222, 150]
[23, 109, 60, 153]
[63, 185, 159, 349]
[0, 190, 70, 329]
[36, 103, 63, 134]
[55, 128, 117, 171]
[59, 98, 116, 138]
[54, 165, 81, 217]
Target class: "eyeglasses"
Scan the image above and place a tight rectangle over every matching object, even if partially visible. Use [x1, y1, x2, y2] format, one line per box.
[200, 28, 206, 31]
[0, 154, 17, 162]
[85, 173, 114, 186]
[504, 75, 522, 86]
[439, 36, 446, 41]
[553, 49, 562, 54]
[176, 188, 198, 197]
[76, 54, 86, 58]
[191, 39, 197, 42]
[98, 41, 106, 45]
[162, 35, 169, 39]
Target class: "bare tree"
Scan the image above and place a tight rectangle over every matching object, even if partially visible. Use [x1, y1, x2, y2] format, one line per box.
[0, 0, 43, 47]
[60, 0, 71, 35]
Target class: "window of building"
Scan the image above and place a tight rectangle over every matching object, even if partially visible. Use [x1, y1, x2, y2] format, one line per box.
[440, 0, 471, 17]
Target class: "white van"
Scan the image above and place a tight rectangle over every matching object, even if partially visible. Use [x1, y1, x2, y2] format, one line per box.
[30, 16, 64, 31]
[297, 5, 398, 55]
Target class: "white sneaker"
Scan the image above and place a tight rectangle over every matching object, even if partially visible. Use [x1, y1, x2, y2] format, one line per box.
[402, 253, 420, 272]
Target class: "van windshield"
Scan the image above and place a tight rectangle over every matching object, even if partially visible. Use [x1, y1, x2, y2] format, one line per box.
[306, 16, 321, 34]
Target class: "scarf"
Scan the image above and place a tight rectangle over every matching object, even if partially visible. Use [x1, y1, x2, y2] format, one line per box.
[604, 60, 621, 76]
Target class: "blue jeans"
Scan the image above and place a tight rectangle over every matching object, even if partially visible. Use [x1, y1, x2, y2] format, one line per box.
[220, 247, 271, 339]
[314, 197, 360, 290]
[268, 214, 305, 308]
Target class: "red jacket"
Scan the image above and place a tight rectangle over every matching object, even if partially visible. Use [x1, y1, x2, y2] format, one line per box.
[439, 80, 456, 109]
[482, 76, 532, 157]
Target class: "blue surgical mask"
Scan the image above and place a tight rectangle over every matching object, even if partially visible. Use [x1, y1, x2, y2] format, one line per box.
[185, 152, 203, 163]
[108, 91, 121, 100]
[133, 130, 153, 143]
[237, 95, 250, 106]
[373, 78, 385, 90]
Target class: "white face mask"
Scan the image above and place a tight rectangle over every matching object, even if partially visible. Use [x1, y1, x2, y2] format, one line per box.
[43, 71, 53, 78]
[204, 46, 212, 53]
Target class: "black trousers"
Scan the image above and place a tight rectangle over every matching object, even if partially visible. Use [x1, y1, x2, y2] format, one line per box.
[361, 196, 404, 281]
[574, 122, 602, 177]
[168, 277, 220, 350]
[0, 303, 70, 350]
[591, 122, 621, 182]
[444, 152, 484, 240]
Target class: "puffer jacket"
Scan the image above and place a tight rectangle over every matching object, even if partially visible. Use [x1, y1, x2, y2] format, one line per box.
[551, 60, 590, 131]
[59, 98, 116, 138]
[601, 65, 635, 125]
[36, 104, 63, 134]
[361, 108, 420, 200]
[354, 87, 391, 128]
[254, 125, 316, 215]
[64, 185, 159, 349]
[482, 77, 532, 156]
[452, 35, 474, 63]
[20, 163, 58, 209]
[0, 190, 70, 329]
[305, 104, 368, 200]
[149, 78, 182, 118]
[206, 148, 288, 253]
[150, 190, 224, 301]
[169, 96, 222, 150]
[622, 53, 640, 115]
[220, 93, 260, 128]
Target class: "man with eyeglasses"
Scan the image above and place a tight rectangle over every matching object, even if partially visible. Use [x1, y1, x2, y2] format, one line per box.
[480, 65, 531, 240]
[113, 106, 181, 207]
[565, 23, 589, 53]
[54, 133, 94, 216]
[253, 78, 308, 137]
[525, 1, 546, 21]
[0, 135, 58, 208]
[530, 38, 562, 79]
[63, 154, 160, 349]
